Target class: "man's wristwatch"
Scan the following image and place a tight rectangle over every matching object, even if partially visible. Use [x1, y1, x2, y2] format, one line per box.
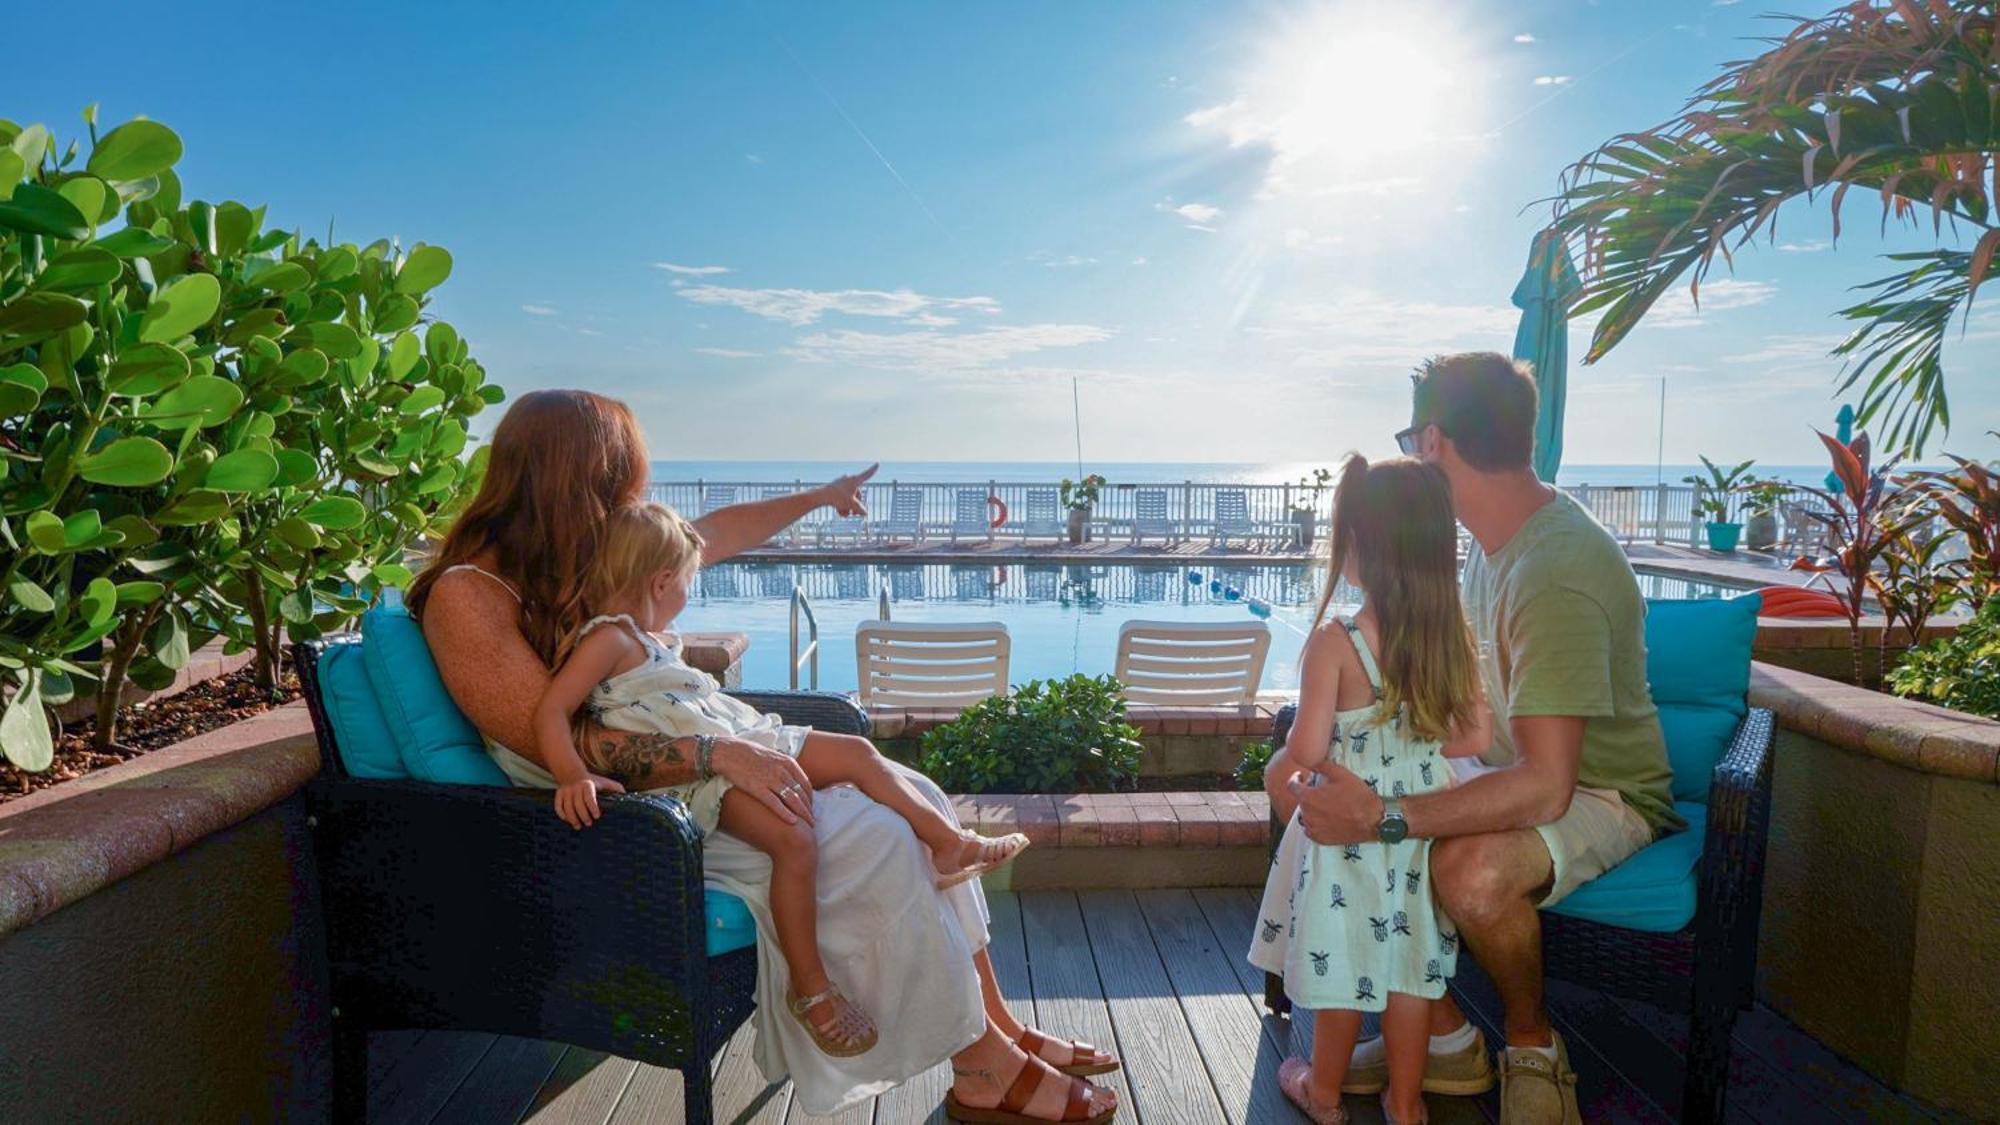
[1376, 798, 1409, 844]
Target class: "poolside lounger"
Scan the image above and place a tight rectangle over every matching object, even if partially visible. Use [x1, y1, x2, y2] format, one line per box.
[1019, 488, 1065, 542]
[816, 514, 868, 546]
[760, 487, 798, 547]
[1113, 620, 1270, 706]
[699, 485, 736, 515]
[854, 621, 1011, 707]
[1211, 488, 1258, 548]
[951, 488, 994, 542]
[1130, 488, 1175, 545]
[873, 487, 925, 543]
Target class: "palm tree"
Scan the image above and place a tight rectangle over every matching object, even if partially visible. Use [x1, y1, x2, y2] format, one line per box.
[1549, 0, 2000, 454]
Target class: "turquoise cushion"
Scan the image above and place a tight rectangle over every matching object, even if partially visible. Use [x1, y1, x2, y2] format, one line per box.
[706, 889, 757, 955]
[1545, 802, 1707, 933]
[315, 643, 409, 779]
[360, 606, 511, 786]
[1644, 593, 1760, 804]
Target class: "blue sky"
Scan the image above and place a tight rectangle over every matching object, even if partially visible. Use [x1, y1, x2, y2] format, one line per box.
[15, 0, 2000, 466]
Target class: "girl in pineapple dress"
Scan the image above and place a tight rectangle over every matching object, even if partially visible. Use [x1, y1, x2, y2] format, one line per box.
[1249, 456, 1490, 1125]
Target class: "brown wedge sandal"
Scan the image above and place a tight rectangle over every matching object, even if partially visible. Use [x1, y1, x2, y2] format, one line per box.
[1278, 1057, 1349, 1124]
[1014, 1027, 1120, 1077]
[935, 831, 1031, 890]
[788, 983, 877, 1058]
[944, 1061, 1116, 1124]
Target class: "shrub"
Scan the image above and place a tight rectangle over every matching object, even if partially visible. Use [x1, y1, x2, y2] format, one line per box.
[1234, 739, 1276, 791]
[917, 674, 1141, 794]
[1887, 600, 2000, 720]
[0, 108, 499, 766]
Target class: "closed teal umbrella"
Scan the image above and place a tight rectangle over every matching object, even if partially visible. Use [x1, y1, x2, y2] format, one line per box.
[1825, 404, 1856, 491]
[1513, 229, 1583, 482]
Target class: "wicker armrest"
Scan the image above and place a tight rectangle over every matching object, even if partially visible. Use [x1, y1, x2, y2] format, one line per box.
[311, 776, 715, 1057]
[724, 689, 872, 736]
[1692, 708, 1778, 1012]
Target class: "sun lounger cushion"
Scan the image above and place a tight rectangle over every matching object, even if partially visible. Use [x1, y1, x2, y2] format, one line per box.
[314, 641, 410, 780]
[360, 607, 512, 786]
[1643, 592, 1760, 804]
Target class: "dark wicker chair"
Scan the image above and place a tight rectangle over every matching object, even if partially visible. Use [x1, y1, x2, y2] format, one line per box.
[295, 636, 873, 1124]
[1261, 704, 1776, 1125]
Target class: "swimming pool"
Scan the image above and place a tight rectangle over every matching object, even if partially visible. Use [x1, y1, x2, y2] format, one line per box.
[674, 561, 1749, 694]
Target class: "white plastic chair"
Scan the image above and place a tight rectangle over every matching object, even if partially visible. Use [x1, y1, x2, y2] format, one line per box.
[873, 487, 925, 543]
[699, 486, 736, 516]
[951, 489, 994, 542]
[854, 621, 1011, 707]
[1212, 489, 1258, 547]
[1113, 620, 1271, 706]
[1019, 489, 1065, 542]
[1130, 489, 1175, 545]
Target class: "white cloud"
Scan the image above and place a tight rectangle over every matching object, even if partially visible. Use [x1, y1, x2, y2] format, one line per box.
[695, 347, 759, 358]
[520, 304, 558, 316]
[1718, 333, 1841, 366]
[1533, 75, 1574, 87]
[654, 262, 732, 276]
[676, 285, 1002, 327]
[1246, 290, 1518, 368]
[577, 328, 603, 337]
[1513, 33, 1536, 43]
[1160, 200, 1223, 225]
[785, 324, 1114, 371]
[746, 154, 765, 164]
[1131, 256, 1149, 266]
[1777, 240, 1831, 253]
[1032, 252, 1099, 269]
[1645, 278, 1778, 328]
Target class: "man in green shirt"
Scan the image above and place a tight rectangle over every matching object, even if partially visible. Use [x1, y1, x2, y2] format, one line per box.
[1275, 352, 1676, 1124]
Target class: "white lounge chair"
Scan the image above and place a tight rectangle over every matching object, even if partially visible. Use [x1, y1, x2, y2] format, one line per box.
[854, 621, 1011, 707]
[1212, 489, 1258, 547]
[1019, 488, 1065, 542]
[951, 489, 994, 542]
[1130, 488, 1175, 545]
[699, 486, 736, 516]
[1113, 620, 1271, 706]
[873, 487, 925, 543]
[760, 487, 797, 546]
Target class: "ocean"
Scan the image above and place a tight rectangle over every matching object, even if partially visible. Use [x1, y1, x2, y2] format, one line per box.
[650, 460, 1865, 490]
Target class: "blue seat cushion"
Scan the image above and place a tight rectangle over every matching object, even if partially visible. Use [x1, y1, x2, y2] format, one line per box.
[315, 642, 410, 780]
[360, 606, 511, 786]
[1645, 593, 1760, 804]
[706, 889, 757, 955]
[1544, 802, 1706, 933]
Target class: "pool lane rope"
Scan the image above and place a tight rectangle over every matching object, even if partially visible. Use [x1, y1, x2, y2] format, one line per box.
[1185, 570, 1313, 638]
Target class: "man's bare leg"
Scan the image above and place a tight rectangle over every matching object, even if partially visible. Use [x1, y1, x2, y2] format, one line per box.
[1430, 829, 1558, 1048]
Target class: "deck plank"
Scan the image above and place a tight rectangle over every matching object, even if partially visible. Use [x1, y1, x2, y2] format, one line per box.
[610, 1021, 791, 1125]
[429, 1035, 567, 1125]
[1729, 1005, 1942, 1125]
[1018, 891, 1135, 1118]
[1452, 961, 1671, 1124]
[517, 1047, 637, 1125]
[365, 1030, 497, 1125]
[1077, 889, 1227, 1124]
[367, 1029, 428, 1086]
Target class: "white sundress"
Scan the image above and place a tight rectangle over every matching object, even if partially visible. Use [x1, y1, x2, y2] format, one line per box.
[1247, 616, 1459, 1013]
[440, 566, 991, 1115]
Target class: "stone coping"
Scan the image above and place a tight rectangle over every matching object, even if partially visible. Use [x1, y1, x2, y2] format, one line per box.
[0, 703, 317, 941]
[1750, 661, 2000, 784]
[951, 790, 1271, 849]
[870, 699, 1288, 740]
[1754, 618, 1957, 650]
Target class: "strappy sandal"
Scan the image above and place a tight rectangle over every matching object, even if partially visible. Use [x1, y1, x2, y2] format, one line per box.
[1014, 1027, 1120, 1077]
[1278, 1057, 1349, 1124]
[787, 983, 877, 1058]
[1380, 1092, 1428, 1125]
[935, 831, 1031, 890]
[944, 1060, 1116, 1124]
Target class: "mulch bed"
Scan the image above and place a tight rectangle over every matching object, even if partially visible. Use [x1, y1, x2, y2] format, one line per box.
[1, 666, 300, 805]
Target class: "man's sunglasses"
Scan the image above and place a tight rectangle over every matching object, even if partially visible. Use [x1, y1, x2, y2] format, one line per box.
[1394, 424, 1427, 456]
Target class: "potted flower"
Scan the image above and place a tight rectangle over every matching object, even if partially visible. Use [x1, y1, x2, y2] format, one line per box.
[1740, 479, 1790, 551]
[1683, 456, 1756, 552]
[1289, 468, 1333, 549]
[1059, 474, 1105, 545]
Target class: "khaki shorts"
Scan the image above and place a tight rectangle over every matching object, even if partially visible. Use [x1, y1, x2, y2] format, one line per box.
[1533, 784, 1656, 907]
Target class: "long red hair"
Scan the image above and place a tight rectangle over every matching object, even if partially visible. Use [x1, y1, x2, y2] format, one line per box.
[407, 389, 649, 663]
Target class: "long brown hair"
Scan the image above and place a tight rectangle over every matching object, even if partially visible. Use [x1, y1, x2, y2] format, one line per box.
[407, 389, 650, 663]
[1311, 454, 1479, 741]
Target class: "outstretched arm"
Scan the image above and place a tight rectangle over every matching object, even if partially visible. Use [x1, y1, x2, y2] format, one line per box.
[692, 464, 878, 564]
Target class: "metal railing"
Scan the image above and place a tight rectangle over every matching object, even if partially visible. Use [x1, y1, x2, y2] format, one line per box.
[788, 585, 819, 690]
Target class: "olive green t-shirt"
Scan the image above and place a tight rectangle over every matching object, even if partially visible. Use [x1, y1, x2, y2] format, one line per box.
[1460, 492, 1682, 835]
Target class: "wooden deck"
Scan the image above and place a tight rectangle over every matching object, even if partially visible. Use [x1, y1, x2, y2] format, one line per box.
[366, 890, 1951, 1124]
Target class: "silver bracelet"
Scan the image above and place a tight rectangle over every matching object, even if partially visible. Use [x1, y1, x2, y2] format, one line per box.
[695, 734, 717, 780]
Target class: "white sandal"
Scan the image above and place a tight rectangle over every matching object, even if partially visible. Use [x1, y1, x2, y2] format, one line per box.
[935, 831, 1031, 889]
[788, 983, 878, 1057]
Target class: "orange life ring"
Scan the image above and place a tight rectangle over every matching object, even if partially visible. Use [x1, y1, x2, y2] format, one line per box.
[988, 495, 1008, 528]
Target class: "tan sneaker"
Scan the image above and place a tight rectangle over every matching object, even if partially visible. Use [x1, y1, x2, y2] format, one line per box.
[1498, 1031, 1581, 1125]
[1342, 1027, 1496, 1096]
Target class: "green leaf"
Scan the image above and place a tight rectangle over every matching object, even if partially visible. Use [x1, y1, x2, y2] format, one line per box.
[275, 516, 322, 549]
[35, 246, 120, 292]
[299, 494, 366, 530]
[212, 202, 255, 258]
[142, 375, 242, 428]
[387, 331, 420, 380]
[0, 672, 53, 772]
[86, 120, 183, 182]
[155, 489, 231, 525]
[415, 462, 458, 494]
[106, 342, 192, 396]
[0, 150, 23, 200]
[77, 436, 174, 486]
[25, 511, 64, 553]
[93, 226, 175, 258]
[394, 245, 453, 295]
[279, 588, 315, 624]
[398, 385, 445, 414]
[127, 657, 176, 691]
[425, 321, 460, 366]
[0, 182, 89, 239]
[371, 562, 414, 588]
[294, 321, 362, 358]
[273, 447, 318, 487]
[372, 293, 420, 334]
[246, 259, 310, 294]
[7, 576, 54, 613]
[203, 448, 279, 492]
[151, 612, 190, 670]
[103, 515, 159, 549]
[0, 292, 89, 340]
[55, 176, 106, 231]
[0, 364, 47, 416]
[78, 577, 116, 627]
[138, 273, 221, 343]
[62, 509, 103, 548]
[275, 348, 330, 387]
[114, 580, 166, 607]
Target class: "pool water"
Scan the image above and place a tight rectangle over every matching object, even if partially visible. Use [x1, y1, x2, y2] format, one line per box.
[674, 561, 1748, 694]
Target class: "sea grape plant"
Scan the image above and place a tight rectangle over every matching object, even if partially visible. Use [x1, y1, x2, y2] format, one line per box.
[0, 108, 501, 767]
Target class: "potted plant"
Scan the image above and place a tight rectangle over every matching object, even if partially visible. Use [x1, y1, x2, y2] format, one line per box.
[1740, 479, 1790, 551]
[1289, 468, 1333, 549]
[1059, 474, 1104, 545]
[1683, 456, 1756, 552]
